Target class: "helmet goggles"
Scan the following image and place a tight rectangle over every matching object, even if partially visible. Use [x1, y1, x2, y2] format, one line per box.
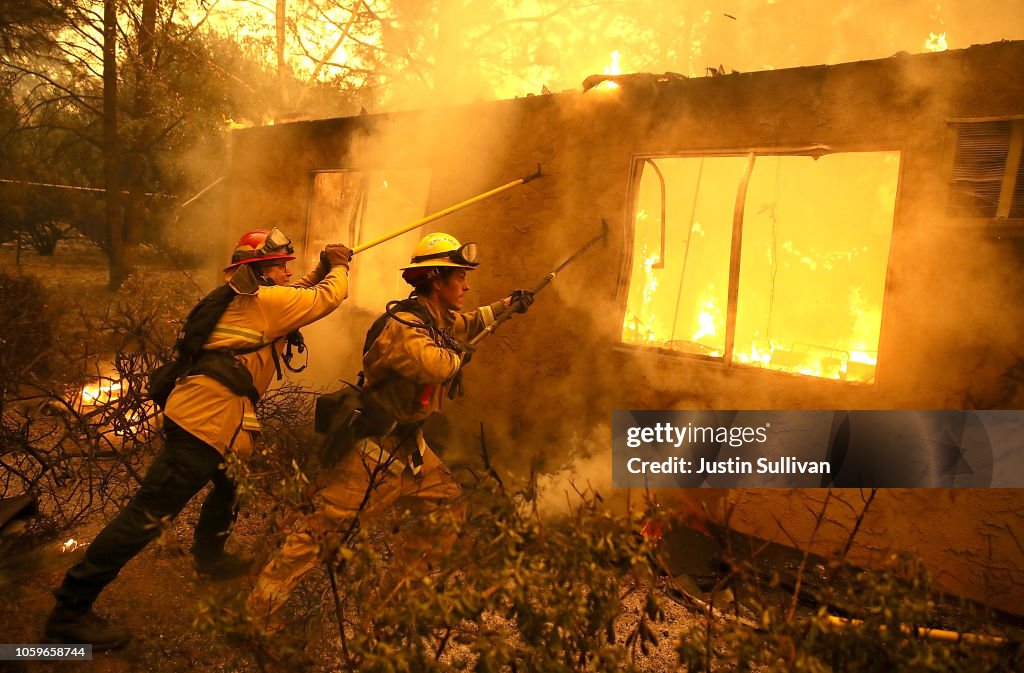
[410, 242, 479, 268]
[263, 227, 294, 256]
[232, 227, 294, 263]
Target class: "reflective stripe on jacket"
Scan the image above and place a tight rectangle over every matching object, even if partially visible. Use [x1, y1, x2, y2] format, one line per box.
[165, 262, 348, 456]
[362, 295, 507, 424]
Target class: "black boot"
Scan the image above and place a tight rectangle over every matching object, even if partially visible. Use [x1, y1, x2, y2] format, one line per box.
[193, 551, 252, 581]
[44, 601, 131, 651]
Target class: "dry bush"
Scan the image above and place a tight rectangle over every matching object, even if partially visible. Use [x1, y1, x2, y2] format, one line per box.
[672, 491, 1023, 673]
[0, 269, 200, 533]
[197, 437, 666, 673]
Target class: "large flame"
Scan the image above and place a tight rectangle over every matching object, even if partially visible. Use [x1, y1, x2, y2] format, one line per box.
[623, 153, 897, 383]
[925, 32, 948, 52]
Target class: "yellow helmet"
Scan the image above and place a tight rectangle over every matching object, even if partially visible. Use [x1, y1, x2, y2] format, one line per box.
[400, 232, 479, 270]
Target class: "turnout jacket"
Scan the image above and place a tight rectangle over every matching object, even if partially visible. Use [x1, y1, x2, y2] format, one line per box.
[362, 295, 508, 425]
[165, 262, 348, 456]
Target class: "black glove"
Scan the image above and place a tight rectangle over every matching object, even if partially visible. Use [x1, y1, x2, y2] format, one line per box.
[457, 341, 475, 367]
[320, 243, 353, 269]
[508, 289, 535, 314]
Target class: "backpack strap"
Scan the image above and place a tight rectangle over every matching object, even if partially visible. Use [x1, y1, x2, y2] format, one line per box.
[362, 297, 434, 355]
[359, 297, 435, 391]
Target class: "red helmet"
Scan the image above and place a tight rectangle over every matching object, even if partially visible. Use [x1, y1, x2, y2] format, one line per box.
[225, 227, 296, 269]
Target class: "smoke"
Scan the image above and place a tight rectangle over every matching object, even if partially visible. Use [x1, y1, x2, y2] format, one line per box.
[289, 102, 527, 392]
[533, 422, 616, 516]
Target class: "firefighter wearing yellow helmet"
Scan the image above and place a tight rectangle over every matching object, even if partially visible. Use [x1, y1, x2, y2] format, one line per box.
[247, 232, 534, 631]
[45, 228, 354, 649]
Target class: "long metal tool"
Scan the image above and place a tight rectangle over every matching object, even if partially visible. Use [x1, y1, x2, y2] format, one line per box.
[468, 218, 609, 348]
[353, 164, 543, 254]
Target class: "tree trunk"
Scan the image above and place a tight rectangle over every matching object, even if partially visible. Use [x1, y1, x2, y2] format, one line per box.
[276, 0, 288, 115]
[103, 0, 122, 290]
[122, 0, 157, 284]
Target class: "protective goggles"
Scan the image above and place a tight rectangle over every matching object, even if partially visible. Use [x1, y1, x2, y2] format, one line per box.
[233, 227, 295, 263]
[411, 242, 480, 267]
[262, 227, 294, 256]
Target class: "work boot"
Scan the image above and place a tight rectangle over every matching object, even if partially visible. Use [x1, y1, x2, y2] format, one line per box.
[44, 603, 131, 651]
[194, 551, 252, 581]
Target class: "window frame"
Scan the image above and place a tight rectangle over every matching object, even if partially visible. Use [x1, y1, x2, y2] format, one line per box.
[302, 167, 433, 313]
[616, 144, 905, 387]
[302, 168, 366, 265]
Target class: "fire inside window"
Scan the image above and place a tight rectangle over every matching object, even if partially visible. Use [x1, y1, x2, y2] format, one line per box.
[947, 120, 1024, 219]
[305, 169, 432, 312]
[621, 152, 900, 383]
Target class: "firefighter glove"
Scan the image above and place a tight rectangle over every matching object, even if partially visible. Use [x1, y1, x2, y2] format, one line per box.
[321, 243, 353, 269]
[457, 341, 475, 367]
[508, 289, 535, 314]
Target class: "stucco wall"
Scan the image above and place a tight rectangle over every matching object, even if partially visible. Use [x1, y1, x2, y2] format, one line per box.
[225, 42, 1024, 614]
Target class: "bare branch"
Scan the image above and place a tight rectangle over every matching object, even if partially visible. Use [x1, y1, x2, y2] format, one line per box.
[0, 59, 103, 117]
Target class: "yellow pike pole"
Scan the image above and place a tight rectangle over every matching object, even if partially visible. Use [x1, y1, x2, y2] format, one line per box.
[824, 615, 1007, 647]
[353, 164, 543, 254]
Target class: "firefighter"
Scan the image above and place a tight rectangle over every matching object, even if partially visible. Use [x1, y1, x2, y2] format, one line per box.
[44, 229, 353, 650]
[247, 232, 533, 631]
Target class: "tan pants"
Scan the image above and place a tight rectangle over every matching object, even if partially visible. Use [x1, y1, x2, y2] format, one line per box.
[247, 429, 464, 630]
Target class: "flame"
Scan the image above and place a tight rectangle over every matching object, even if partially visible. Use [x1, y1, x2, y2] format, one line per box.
[692, 296, 719, 342]
[640, 249, 660, 341]
[62, 538, 81, 553]
[81, 379, 124, 406]
[622, 245, 665, 344]
[640, 520, 664, 544]
[623, 153, 892, 384]
[593, 50, 622, 91]
[604, 50, 622, 76]
[78, 368, 158, 436]
[925, 32, 948, 52]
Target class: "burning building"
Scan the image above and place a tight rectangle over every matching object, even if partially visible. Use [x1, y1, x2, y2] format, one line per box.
[220, 41, 1024, 615]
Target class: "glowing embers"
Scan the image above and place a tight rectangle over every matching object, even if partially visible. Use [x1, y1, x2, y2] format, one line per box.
[622, 152, 900, 383]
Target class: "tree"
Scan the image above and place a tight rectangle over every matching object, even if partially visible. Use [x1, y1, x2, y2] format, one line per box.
[0, 1, 68, 56]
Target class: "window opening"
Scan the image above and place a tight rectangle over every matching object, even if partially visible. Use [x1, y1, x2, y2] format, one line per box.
[305, 169, 432, 312]
[622, 151, 899, 383]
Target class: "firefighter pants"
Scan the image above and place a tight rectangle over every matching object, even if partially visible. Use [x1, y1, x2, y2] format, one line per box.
[247, 429, 464, 628]
[53, 420, 237, 608]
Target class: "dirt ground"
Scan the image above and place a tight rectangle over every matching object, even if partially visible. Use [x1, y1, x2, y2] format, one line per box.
[0, 498, 274, 672]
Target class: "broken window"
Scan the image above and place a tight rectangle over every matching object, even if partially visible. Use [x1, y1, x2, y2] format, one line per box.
[622, 151, 900, 383]
[947, 120, 1024, 219]
[305, 169, 432, 312]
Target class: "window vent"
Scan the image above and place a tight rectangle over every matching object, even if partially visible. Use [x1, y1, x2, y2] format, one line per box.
[948, 120, 1024, 220]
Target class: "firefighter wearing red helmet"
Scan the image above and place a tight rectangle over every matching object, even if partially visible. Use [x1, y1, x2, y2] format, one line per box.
[247, 232, 534, 632]
[45, 228, 353, 649]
